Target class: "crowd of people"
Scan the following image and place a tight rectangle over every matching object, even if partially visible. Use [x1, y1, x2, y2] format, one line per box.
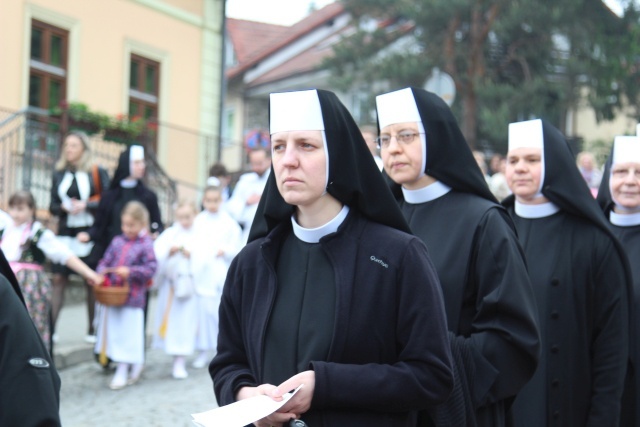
[0, 88, 638, 426]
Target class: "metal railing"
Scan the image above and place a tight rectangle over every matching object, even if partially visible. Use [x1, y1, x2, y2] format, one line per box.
[0, 107, 179, 226]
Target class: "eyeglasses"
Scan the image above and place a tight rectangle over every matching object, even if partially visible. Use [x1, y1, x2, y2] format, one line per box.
[376, 132, 423, 149]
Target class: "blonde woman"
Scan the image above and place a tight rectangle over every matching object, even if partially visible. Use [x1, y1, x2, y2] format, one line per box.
[49, 131, 110, 342]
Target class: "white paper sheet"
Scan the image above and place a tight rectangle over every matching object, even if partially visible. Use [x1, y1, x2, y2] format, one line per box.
[191, 385, 303, 427]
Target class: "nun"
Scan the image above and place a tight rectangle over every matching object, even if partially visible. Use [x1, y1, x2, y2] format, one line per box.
[209, 89, 454, 427]
[78, 145, 163, 263]
[597, 135, 640, 427]
[504, 119, 630, 426]
[0, 248, 61, 426]
[375, 87, 540, 427]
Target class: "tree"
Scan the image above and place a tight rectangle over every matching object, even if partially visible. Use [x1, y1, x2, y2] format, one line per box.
[325, 0, 640, 152]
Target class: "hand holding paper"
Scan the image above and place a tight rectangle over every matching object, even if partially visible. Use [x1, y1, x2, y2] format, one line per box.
[191, 385, 303, 427]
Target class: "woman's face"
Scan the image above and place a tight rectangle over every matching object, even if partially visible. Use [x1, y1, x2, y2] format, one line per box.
[505, 147, 544, 203]
[8, 203, 33, 226]
[130, 159, 146, 180]
[379, 122, 429, 190]
[121, 214, 145, 239]
[271, 130, 328, 208]
[611, 162, 640, 210]
[64, 135, 85, 165]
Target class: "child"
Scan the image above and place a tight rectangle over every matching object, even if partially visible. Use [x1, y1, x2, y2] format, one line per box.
[152, 201, 199, 379]
[191, 185, 242, 368]
[94, 201, 157, 390]
[0, 190, 101, 351]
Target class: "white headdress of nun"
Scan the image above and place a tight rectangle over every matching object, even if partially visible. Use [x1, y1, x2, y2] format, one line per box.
[129, 145, 144, 175]
[269, 90, 329, 188]
[611, 135, 640, 209]
[508, 119, 546, 198]
[375, 88, 427, 176]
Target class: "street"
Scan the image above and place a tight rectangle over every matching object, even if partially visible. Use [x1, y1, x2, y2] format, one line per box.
[59, 348, 219, 427]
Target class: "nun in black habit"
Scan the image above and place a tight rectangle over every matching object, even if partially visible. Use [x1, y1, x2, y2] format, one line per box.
[0, 249, 61, 426]
[375, 87, 540, 427]
[597, 135, 640, 427]
[503, 119, 630, 426]
[78, 144, 163, 266]
[209, 89, 454, 427]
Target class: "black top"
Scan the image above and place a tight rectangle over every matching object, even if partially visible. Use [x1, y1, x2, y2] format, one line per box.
[248, 89, 410, 242]
[378, 87, 497, 203]
[263, 235, 336, 385]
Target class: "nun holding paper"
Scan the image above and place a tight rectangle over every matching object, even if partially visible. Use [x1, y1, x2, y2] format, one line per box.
[598, 135, 640, 427]
[503, 119, 630, 426]
[210, 89, 453, 427]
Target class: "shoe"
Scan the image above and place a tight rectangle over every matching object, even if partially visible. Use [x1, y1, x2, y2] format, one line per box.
[52, 333, 59, 343]
[128, 364, 144, 385]
[109, 364, 129, 390]
[84, 335, 97, 344]
[192, 353, 209, 369]
[172, 365, 188, 379]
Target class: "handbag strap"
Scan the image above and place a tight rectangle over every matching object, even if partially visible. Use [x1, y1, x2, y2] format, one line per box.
[92, 165, 102, 195]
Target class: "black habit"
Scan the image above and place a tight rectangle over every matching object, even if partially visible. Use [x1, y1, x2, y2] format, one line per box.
[504, 120, 630, 426]
[210, 89, 454, 427]
[378, 87, 540, 427]
[598, 155, 639, 427]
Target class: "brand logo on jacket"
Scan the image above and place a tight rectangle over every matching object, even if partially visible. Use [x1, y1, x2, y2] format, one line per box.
[370, 255, 388, 268]
[28, 357, 50, 368]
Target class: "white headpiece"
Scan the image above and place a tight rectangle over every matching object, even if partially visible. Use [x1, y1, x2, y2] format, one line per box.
[375, 88, 421, 130]
[270, 90, 324, 134]
[508, 119, 545, 197]
[612, 136, 640, 165]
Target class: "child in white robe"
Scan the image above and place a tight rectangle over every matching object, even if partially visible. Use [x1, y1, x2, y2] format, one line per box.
[94, 201, 157, 390]
[152, 201, 199, 379]
[191, 185, 242, 368]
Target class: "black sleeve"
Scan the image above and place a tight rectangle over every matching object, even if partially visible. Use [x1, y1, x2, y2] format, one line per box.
[49, 171, 63, 216]
[464, 208, 540, 406]
[145, 190, 164, 234]
[0, 276, 61, 427]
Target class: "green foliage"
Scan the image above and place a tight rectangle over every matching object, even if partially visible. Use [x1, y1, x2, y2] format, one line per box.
[326, 0, 640, 152]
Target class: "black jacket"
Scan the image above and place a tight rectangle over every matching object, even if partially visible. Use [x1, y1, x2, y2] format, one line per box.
[0, 251, 61, 426]
[211, 210, 454, 427]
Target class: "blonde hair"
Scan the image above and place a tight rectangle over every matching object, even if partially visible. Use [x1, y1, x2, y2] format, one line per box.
[121, 201, 150, 227]
[55, 131, 93, 172]
[175, 199, 198, 214]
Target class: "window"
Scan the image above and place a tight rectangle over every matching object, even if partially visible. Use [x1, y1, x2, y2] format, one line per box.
[29, 20, 68, 110]
[129, 54, 160, 152]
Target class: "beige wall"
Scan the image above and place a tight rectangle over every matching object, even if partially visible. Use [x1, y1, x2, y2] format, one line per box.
[572, 99, 638, 145]
[0, 0, 224, 189]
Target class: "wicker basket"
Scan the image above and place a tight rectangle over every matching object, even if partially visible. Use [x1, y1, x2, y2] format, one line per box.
[95, 285, 130, 306]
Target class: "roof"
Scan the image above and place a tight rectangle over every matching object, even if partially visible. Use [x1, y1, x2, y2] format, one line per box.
[226, 2, 345, 79]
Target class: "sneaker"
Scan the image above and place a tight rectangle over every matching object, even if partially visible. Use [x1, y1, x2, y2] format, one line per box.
[192, 353, 209, 369]
[84, 335, 97, 344]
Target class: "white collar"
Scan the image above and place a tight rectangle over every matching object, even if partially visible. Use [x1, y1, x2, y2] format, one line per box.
[610, 210, 640, 227]
[120, 179, 138, 188]
[291, 205, 350, 243]
[402, 181, 452, 204]
[515, 200, 560, 218]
